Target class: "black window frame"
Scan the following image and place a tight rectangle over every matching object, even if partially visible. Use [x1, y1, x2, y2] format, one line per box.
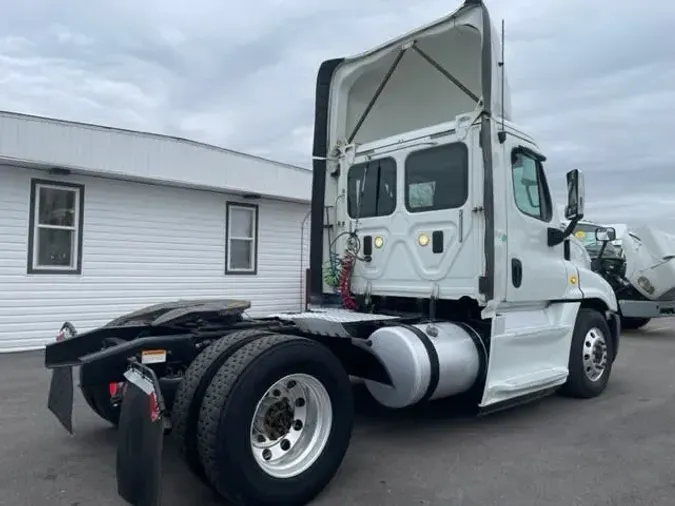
[346, 156, 397, 220]
[225, 201, 259, 275]
[404, 142, 469, 214]
[510, 146, 553, 223]
[27, 178, 85, 275]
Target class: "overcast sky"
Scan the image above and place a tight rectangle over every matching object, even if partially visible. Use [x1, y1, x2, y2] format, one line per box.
[0, 0, 673, 231]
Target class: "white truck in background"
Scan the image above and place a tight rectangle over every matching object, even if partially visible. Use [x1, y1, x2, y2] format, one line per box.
[605, 223, 628, 252]
[572, 220, 625, 255]
[43, 2, 622, 505]
[572, 220, 675, 329]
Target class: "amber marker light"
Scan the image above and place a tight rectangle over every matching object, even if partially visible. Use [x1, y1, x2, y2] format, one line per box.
[418, 233, 430, 246]
[374, 236, 384, 248]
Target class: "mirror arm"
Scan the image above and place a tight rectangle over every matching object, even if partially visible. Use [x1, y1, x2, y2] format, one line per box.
[547, 217, 581, 247]
[590, 239, 610, 273]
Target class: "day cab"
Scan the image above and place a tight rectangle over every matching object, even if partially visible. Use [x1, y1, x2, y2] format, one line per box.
[309, 0, 620, 408]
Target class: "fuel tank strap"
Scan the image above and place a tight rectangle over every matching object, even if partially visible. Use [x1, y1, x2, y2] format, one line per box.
[395, 323, 440, 403]
[454, 321, 489, 383]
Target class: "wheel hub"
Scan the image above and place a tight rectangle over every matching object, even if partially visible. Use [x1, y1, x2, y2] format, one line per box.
[583, 327, 608, 382]
[250, 373, 332, 479]
[262, 398, 294, 440]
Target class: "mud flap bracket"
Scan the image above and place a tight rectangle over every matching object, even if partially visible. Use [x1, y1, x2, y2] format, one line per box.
[116, 361, 166, 506]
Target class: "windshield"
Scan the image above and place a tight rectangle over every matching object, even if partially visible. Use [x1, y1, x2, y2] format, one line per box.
[584, 241, 621, 259]
[572, 223, 601, 246]
[573, 224, 621, 258]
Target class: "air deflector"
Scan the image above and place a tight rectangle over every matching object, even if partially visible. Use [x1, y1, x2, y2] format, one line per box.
[325, 0, 511, 147]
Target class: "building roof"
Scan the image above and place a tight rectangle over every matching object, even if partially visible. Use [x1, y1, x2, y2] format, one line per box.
[0, 110, 311, 203]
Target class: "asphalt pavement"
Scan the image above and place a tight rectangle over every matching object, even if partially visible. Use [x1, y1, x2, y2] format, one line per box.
[1, 319, 674, 506]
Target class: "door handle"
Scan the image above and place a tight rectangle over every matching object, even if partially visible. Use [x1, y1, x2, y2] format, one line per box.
[511, 258, 523, 288]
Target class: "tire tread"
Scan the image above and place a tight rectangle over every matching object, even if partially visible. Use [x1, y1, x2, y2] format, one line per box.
[170, 329, 277, 476]
[196, 333, 295, 501]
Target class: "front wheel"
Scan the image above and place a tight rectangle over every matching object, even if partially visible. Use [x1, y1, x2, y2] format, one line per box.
[196, 334, 354, 506]
[559, 308, 614, 399]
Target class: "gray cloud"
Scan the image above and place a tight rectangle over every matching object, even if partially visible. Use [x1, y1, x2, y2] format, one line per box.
[0, 0, 673, 231]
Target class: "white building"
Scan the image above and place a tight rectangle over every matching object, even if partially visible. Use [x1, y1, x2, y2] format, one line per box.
[0, 111, 312, 353]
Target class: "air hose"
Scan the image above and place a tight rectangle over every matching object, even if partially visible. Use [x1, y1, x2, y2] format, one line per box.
[338, 236, 360, 310]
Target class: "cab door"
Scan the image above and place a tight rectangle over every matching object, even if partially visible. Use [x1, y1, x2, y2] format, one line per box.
[480, 140, 581, 408]
[505, 144, 569, 302]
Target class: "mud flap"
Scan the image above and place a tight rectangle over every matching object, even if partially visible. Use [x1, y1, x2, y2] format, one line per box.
[116, 362, 165, 506]
[47, 366, 74, 434]
[46, 322, 79, 434]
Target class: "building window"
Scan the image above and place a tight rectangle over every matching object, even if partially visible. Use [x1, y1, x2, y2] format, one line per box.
[405, 142, 468, 213]
[27, 179, 85, 274]
[226, 202, 259, 274]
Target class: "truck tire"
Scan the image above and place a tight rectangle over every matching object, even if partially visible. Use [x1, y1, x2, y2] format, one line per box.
[559, 308, 615, 399]
[620, 316, 650, 330]
[171, 329, 278, 479]
[197, 334, 354, 506]
[79, 367, 121, 427]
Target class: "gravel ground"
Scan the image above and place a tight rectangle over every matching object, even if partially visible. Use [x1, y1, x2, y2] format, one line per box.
[1, 319, 674, 506]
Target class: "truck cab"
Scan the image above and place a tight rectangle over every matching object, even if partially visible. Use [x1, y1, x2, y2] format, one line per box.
[309, 0, 619, 407]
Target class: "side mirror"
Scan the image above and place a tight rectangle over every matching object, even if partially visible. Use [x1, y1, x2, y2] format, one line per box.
[564, 169, 585, 221]
[595, 226, 616, 242]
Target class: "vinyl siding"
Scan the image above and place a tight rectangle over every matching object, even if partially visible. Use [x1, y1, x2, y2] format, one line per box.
[0, 110, 311, 203]
[0, 164, 310, 352]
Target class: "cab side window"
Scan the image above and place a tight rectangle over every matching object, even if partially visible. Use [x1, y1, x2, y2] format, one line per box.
[511, 150, 552, 222]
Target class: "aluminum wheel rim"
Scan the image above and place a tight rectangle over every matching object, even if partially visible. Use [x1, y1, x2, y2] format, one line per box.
[250, 373, 333, 479]
[583, 327, 608, 382]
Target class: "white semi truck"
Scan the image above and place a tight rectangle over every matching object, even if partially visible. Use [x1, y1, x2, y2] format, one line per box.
[43, 2, 621, 505]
